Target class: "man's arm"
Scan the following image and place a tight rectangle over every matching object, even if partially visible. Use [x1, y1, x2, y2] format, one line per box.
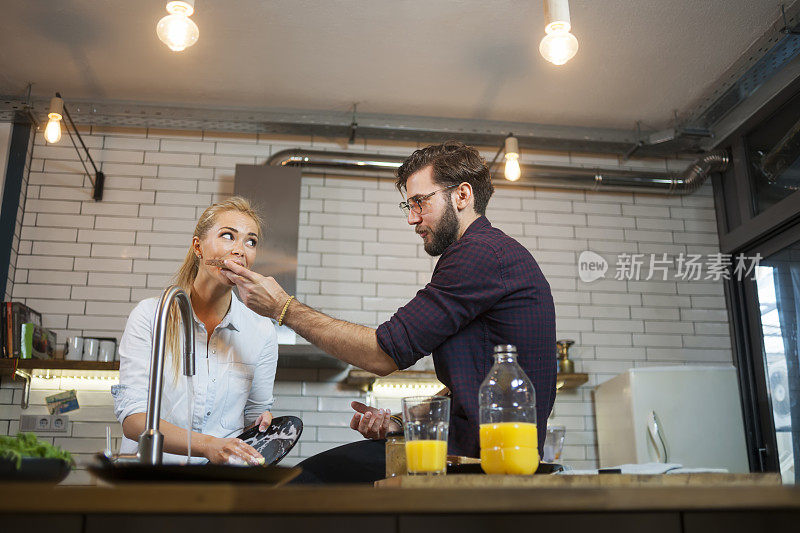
[222, 260, 398, 376]
[282, 299, 398, 376]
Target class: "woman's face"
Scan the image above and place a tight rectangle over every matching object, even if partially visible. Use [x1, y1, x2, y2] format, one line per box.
[193, 210, 259, 286]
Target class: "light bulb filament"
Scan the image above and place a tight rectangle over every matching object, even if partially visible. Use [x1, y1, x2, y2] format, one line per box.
[157, 1, 199, 52]
[44, 99, 63, 144]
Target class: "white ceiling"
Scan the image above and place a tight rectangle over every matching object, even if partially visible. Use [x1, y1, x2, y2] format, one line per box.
[0, 0, 789, 130]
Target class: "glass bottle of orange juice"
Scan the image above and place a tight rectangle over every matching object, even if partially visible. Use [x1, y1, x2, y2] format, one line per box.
[479, 344, 539, 475]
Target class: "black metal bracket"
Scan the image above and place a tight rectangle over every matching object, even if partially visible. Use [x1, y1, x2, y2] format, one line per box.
[781, 4, 800, 36]
[347, 103, 359, 145]
[55, 92, 104, 201]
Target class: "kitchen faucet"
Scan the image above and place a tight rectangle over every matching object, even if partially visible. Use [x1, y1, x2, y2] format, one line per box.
[138, 285, 196, 465]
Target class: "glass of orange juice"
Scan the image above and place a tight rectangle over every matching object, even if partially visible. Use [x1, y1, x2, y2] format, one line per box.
[401, 396, 450, 475]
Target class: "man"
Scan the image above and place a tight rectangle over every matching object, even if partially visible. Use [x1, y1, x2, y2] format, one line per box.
[222, 141, 556, 482]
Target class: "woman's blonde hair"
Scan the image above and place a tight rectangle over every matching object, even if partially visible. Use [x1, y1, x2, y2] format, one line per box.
[165, 196, 263, 378]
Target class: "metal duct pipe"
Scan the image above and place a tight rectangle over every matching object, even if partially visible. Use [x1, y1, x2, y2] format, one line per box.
[267, 149, 729, 196]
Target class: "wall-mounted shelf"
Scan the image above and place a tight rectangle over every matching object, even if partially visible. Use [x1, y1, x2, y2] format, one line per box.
[0, 360, 119, 409]
[347, 369, 590, 392]
[0, 359, 119, 376]
[557, 372, 589, 390]
[346, 369, 438, 391]
[278, 344, 349, 370]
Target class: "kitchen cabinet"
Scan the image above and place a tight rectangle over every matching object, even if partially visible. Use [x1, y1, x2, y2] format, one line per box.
[398, 514, 682, 533]
[1, 483, 798, 532]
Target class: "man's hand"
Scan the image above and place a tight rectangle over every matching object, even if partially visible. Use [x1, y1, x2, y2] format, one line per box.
[200, 435, 264, 465]
[221, 260, 290, 320]
[255, 410, 273, 432]
[349, 401, 401, 440]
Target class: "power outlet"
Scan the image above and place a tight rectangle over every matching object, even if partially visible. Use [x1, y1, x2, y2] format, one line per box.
[50, 415, 69, 433]
[19, 414, 69, 433]
[20, 414, 49, 432]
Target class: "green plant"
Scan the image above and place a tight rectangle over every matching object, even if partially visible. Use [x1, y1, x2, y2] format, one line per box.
[0, 432, 75, 469]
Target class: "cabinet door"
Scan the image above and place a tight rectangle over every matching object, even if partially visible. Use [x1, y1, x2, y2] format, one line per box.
[86, 514, 394, 533]
[1, 514, 83, 533]
[684, 511, 800, 533]
[399, 512, 682, 533]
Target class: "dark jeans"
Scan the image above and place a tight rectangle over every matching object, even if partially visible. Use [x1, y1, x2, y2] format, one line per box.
[290, 439, 386, 484]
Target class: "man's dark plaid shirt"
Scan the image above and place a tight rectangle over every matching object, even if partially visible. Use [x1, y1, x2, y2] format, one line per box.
[376, 216, 557, 457]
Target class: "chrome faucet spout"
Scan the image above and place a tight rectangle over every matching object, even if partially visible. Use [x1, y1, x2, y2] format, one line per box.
[138, 285, 196, 465]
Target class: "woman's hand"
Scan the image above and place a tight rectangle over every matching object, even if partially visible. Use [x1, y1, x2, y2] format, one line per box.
[350, 401, 401, 440]
[256, 410, 273, 432]
[200, 435, 264, 465]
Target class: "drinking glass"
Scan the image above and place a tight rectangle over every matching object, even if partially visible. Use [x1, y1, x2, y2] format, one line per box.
[66, 336, 84, 361]
[83, 338, 99, 361]
[401, 396, 450, 475]
[543, 425, 566, 462]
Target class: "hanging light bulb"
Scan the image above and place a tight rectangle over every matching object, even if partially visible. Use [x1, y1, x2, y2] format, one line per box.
[539, 0, 579, 66]
[504, 135, 521, 182]
[44, 96, 63, 144]
[157, 0, 199, 52]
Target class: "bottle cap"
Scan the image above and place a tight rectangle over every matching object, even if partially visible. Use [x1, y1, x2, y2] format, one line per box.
[493, 344, 517, 354]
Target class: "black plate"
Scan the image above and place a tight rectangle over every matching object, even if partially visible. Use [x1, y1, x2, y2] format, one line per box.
[88, 455, 301, 485]
[236, 415, 303, 466]
[0, 457, 72, 483]
[446, 461, 564, 475]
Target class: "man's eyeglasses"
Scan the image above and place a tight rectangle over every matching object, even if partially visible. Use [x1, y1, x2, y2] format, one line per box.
[399, 185, 458, 216]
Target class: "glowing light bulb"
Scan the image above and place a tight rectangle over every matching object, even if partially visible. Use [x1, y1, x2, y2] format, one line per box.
[504, 155, 521, 182]
[539, 0, 579, 66]
[44, 96, 63, 144]
[504, 135, 521, 182]
[157, 0, 199, 52]
[44, 116, 62, 143]
[539, 26, 579, 66]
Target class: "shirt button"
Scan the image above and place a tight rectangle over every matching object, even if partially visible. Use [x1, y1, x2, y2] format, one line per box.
[212, 350, 216, 354]
[212, 379, 216, 382]
[207, 411, 211, 416]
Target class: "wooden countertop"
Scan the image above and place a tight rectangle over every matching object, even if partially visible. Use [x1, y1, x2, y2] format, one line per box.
[1, 482, 800, 514]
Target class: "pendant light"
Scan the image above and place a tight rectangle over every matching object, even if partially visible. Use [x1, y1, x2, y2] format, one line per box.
[539, 0, 579, 66]
[156, 0, 200, 52]
[44, 96, 64, 144]
[504, 135, 521, 182]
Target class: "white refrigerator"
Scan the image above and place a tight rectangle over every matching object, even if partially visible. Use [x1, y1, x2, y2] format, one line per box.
[594, 366, 750, 472]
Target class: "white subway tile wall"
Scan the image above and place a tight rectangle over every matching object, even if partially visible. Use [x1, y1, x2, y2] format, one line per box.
[0, 126, 731, 482]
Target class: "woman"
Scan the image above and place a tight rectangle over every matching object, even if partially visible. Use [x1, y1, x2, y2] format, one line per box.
[112, 197, 278, 465]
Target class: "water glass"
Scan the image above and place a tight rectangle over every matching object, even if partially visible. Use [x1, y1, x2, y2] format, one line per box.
[543, 425, 566, 462]
[402, 395, 450, 476]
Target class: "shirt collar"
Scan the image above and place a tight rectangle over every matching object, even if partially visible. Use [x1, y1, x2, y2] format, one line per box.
[189, 291, 242, 332]
[218, 292, 243, 332]
[462, 215, 490, 238]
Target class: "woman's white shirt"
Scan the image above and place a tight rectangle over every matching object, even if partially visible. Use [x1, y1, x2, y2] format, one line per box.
[111, 292, 278, 464]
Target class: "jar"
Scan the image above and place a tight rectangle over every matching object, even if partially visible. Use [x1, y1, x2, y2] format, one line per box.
[384, 432, 407, 477]
[479, 344, 539, 475]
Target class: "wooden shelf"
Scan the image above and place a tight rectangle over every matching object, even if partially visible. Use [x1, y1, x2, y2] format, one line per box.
[0, 359, 119, 375]
[557, 372, 589, 390]
[346, 369, 589, 391]
[346, 369, 438, 389]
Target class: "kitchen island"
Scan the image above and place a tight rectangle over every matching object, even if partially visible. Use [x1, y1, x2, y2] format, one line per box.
[1, 481, 799, 533]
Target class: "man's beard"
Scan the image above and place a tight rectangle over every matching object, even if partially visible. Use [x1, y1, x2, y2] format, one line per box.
[423, 200, 460, 256]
